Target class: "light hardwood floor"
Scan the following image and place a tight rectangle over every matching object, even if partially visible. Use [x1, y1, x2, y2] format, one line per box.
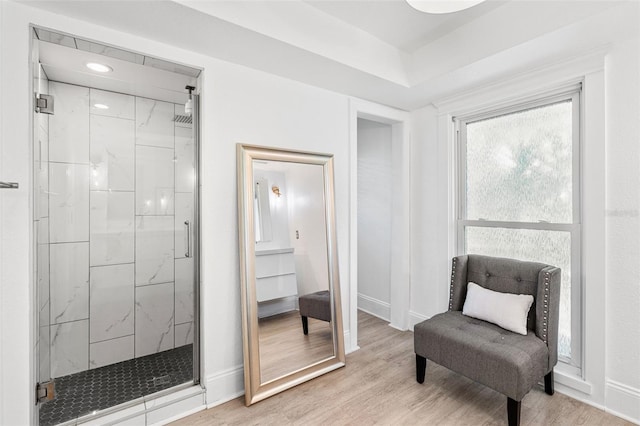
[174, 311, 631, 425]
[258, 310, 334, 383]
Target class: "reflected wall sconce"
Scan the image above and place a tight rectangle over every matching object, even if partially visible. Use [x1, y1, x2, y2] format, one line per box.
[272, 185, 282, 197]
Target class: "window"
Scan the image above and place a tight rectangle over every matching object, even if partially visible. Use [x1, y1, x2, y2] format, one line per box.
[456, 90, 581, 368]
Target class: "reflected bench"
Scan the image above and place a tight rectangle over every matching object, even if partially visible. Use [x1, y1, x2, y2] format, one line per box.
[299, 290, 331, 335]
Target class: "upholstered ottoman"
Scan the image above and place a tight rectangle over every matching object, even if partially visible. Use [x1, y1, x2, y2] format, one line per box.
[298, 290, 331, 335]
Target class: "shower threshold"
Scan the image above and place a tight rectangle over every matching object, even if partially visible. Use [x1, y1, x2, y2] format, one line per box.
[39, 344, 193, 426]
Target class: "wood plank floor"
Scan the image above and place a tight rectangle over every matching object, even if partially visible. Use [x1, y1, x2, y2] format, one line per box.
[258, 311, 333, 383]
[173, 311, 631, 425]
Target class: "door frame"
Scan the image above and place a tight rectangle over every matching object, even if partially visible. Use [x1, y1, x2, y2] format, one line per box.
[348, 98, 411, 352]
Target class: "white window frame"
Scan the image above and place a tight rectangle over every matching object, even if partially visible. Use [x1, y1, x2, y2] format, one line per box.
[455, 87, 582, 370]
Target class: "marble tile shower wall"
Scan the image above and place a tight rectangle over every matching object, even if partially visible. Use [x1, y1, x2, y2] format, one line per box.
[40, 81, 194, 379]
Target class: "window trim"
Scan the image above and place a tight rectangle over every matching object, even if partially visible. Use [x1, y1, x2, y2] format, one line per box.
[455, 88, 583, 369]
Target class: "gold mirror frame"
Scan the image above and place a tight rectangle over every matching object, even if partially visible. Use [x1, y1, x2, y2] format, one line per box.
[237, 144, 345, 406]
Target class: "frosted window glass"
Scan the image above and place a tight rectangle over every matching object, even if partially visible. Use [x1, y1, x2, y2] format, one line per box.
[466, 101, 573, 223]
[465, 227, 572, 358]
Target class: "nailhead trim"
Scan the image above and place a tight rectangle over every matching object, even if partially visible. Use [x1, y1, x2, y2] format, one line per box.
[449, 258, 457, 310]
[542, 271, 550, 345]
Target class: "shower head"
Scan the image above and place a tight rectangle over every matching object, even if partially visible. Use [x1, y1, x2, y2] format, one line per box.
[185, 85, 195, 116]
[173, 114, 192, 125]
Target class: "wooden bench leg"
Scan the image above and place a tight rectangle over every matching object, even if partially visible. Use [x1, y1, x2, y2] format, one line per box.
[301, 316, 309, 335]
[416, 354, 426, 384]
[544, 370, 554, 395]
[507, 397, 521, 426]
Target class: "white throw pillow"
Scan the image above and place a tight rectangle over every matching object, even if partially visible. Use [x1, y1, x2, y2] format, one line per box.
[462, 282, 534, 335]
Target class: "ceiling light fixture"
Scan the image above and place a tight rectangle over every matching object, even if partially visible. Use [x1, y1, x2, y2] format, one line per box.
[86, 62, 113, 73]
[93, 103, 109, 110]
[406, 0, 485, 14]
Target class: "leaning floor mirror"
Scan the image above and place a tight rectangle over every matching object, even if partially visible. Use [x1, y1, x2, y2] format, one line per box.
[237, 144, 345, 405]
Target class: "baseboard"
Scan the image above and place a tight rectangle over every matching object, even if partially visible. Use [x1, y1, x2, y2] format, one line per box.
[258, 297, 297, 319]
[205, 365, 244, 409]
[344, 330, 358, 354]
[605, 380, 640, 424]
[408, 311, 429, 331]
[541, 373, 639, 425]
[357, 293, 390, 321]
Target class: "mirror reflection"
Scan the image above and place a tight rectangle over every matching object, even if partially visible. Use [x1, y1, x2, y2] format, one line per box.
[253, 160, 334, 383]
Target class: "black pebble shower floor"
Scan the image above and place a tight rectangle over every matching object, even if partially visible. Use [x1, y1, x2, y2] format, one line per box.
[39, 344, 193, 426]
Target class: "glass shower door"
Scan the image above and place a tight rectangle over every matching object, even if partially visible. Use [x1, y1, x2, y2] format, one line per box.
[33, 49, 54, 408]
[34, 31, 199, 423]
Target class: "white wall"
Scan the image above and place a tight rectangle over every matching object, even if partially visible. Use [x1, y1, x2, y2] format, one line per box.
[286, 163, 329, 297]
[604, 36, 640, 419]
[0, 2, 351, 424]
[357, 119, 392, 319]
[0, 2, 36, 422]
[408, 104, 444, 325]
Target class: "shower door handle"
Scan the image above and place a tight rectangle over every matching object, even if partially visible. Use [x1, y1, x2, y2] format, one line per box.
[184, 220, 191, 258]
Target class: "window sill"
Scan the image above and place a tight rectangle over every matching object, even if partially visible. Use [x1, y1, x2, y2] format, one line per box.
[555, 363, 592, 395]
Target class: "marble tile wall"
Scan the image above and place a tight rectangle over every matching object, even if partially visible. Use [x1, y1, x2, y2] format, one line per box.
[135, 282, 175, 357]
[49, 163, 90, 243]
[51, 320, 89, 378]
[135, 215, 175, 286]
[41, 82, 195, 379]
[89, 264, 134, 343]
[89, 114, 135, 191]
[50, 242, 90, 324]
[136, 97, 174, 148]
[135, 145, 175, 215]
[90, 191, 135, 266]
[49, 83, 90, 164]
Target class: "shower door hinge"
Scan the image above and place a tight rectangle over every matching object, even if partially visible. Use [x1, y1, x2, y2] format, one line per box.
[35, 94, 54, 115]
[36, 380, 55, 404]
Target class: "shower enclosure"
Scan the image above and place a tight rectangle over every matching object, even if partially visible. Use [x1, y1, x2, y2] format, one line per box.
[32, 27, 201, 425]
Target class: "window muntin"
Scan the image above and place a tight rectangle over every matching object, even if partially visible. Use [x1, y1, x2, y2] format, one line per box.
[458, 93, 580, 365]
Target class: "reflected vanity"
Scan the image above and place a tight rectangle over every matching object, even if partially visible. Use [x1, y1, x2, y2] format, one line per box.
[237, 144, 345, 405]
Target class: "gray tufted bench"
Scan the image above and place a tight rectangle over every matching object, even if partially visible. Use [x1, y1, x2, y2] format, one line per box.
[414, 255, 561, 426]
[298, 290, 331, 335]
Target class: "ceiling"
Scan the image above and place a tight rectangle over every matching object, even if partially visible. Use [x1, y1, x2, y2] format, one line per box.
[23, 0, 638, 110]
[39, 41, 196, 104]
[36, 28, 199, 104]
[303, 0, 507, 52]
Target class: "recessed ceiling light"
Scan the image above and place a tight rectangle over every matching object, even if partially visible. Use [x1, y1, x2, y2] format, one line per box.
[93, 103, 109, 110]
[86, 62, 113, 73]
[406, 0, 485, 14]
